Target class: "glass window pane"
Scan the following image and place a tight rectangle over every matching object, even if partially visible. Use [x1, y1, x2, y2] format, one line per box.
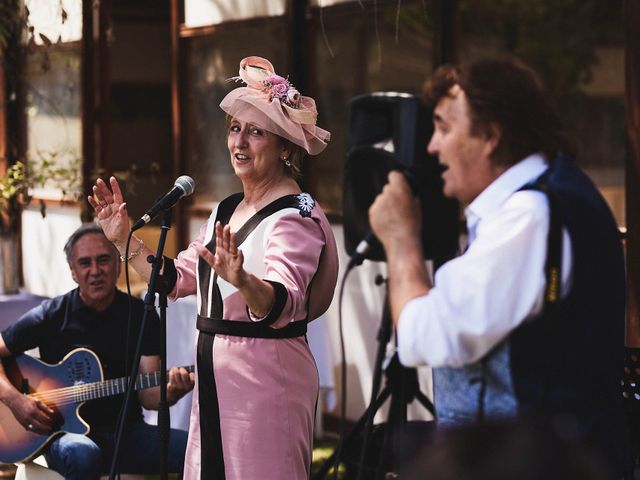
[182, 19, 289, 205]
[310, 1, 436, 214]
[108, 9, 173, 222]
[184, 0, 286, 27]
[24, 42, 82, 199]
[25, 0, 82, 44]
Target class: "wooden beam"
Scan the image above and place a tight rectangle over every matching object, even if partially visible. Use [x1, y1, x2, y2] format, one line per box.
[433, 0, 457, 68]
[98, 0, 112, 175]
[170, 0, 190, 249]
[0, 48, 6, 176]
[289, 0, 311, 189]
[81, 0, 96, 219]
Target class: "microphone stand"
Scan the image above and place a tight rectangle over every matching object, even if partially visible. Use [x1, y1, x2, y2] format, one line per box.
[109, 209, 173, 480]
[156, 209, 172, 480]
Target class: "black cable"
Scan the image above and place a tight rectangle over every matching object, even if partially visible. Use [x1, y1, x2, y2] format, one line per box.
[124, 233, 133, 390]
[112, 232, 134, 479]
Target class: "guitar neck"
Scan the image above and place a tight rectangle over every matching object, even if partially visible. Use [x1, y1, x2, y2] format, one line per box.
[63, 366, 194, 403]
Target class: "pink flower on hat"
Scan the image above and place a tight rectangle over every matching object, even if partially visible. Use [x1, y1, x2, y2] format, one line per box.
[266, 74, 287, 85]
[271, 82, 290, 98]
[263, 74, 301, 108]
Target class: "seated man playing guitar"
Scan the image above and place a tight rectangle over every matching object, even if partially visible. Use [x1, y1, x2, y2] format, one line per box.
[0, 223, 195, 479]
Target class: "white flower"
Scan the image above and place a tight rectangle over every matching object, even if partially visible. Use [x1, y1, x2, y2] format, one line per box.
[287, 88, 301, 107]
[295, 193, 315, 217]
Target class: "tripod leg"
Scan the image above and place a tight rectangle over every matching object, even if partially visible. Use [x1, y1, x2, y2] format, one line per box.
[414, 390, 436, 417]
[382, 360, 422, 477]
[311, 388, 391, 480]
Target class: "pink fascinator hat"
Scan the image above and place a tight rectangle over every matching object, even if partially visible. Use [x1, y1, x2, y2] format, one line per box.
[220, 56, 330, 156]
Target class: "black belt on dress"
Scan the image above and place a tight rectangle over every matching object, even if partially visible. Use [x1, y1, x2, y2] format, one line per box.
[197, 315, 307, 338]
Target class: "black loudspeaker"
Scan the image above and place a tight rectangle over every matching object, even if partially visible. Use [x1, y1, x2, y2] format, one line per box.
[343, 92, 459, 262]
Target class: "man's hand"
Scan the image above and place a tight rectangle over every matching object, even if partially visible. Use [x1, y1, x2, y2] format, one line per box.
[369, 171, 431, 327]
[0, 338, 56, 435]
[167, 367, 195, 405]
[6, 392, 55, 435]
[369, 171, 422, 252]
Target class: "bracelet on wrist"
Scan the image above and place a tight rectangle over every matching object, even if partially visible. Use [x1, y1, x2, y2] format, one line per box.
[120, 237, 144, 262]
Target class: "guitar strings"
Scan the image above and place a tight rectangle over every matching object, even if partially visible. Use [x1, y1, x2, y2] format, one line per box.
[27, 366, 194, 406]
[29, 374, 160, 406]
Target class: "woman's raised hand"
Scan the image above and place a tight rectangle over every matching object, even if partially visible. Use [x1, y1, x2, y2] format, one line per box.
[88, 177, 131, 247]
[196, 221, 246, 288]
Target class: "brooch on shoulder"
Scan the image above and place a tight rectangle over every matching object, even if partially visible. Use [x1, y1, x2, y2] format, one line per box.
[295, 193, 315, 218]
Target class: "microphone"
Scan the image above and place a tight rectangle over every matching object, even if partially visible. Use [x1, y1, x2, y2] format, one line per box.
[131, 176, 195, 232]
[347, 169, 420, 269]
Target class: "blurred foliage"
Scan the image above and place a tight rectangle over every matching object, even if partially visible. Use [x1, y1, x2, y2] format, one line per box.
[0, 149, 158, 235]
[0, 1, 65, 59]
[28, 150, 82, 199]
[0, 161, 30, 235]
[0, 2, 84, 234]
[0, 151, 81, 234]
[312, 438, 347, 479]
[378, 0, 622, 96]
[457, 0, 623, 95]
[0, 0, 23, 52]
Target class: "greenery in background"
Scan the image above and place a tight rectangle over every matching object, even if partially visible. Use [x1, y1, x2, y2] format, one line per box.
[0, 1, 71, 236]
[312, 438, 346, 479]
[0, 2, 153, 233]
[457, 0, 625, 172]
[0, 0, 22, 51]
[0, 0, 67, 52]
[0, 161, 29, 235]
[28, 150, 82, 197]
[457, 0, 623, 95]
[0, 151, 81, 235]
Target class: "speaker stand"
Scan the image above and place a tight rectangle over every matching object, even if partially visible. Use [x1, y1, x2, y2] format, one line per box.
[313, 283, 435, 480]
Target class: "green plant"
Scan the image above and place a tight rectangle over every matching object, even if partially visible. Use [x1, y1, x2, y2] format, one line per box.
[0, 149, 84, 235]
[28, 149, 82, 199]
[0, 161, 30, 235]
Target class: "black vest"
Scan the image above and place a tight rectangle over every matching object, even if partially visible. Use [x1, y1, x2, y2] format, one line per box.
[510, 154, 628, 475]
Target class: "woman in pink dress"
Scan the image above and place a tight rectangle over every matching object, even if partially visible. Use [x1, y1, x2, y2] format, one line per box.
[89, 56, 339, 479]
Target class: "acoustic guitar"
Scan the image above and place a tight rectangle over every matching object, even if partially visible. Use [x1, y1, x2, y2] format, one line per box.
[0, 347, 194, 463]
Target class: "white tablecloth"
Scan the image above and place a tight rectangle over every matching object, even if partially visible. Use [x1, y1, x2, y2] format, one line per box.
[143, 295, 336, 431]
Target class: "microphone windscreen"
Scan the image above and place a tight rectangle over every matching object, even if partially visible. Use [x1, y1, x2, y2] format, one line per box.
[175, 176, 195, 196]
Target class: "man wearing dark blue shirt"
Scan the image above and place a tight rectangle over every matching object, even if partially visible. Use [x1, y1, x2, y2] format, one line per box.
[0, 223, 194, 479]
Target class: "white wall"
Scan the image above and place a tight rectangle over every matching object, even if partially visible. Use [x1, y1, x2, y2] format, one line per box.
[21, 204, 81, 297]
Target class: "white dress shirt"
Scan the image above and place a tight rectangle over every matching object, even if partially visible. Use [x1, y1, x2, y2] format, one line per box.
[397, 154, 573, 368]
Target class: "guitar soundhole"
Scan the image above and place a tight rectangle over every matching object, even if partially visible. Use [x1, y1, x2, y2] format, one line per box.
[66, 357, 92, 384]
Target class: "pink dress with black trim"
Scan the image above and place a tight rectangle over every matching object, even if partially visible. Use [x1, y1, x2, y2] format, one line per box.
[169, 192, 338, 480]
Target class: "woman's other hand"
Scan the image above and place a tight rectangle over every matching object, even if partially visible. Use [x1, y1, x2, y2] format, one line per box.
[88, 176, 131, 247]
[196, 222, 247, 288]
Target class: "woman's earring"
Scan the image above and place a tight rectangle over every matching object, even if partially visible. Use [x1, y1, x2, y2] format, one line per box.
[282, 156, 291, 167]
